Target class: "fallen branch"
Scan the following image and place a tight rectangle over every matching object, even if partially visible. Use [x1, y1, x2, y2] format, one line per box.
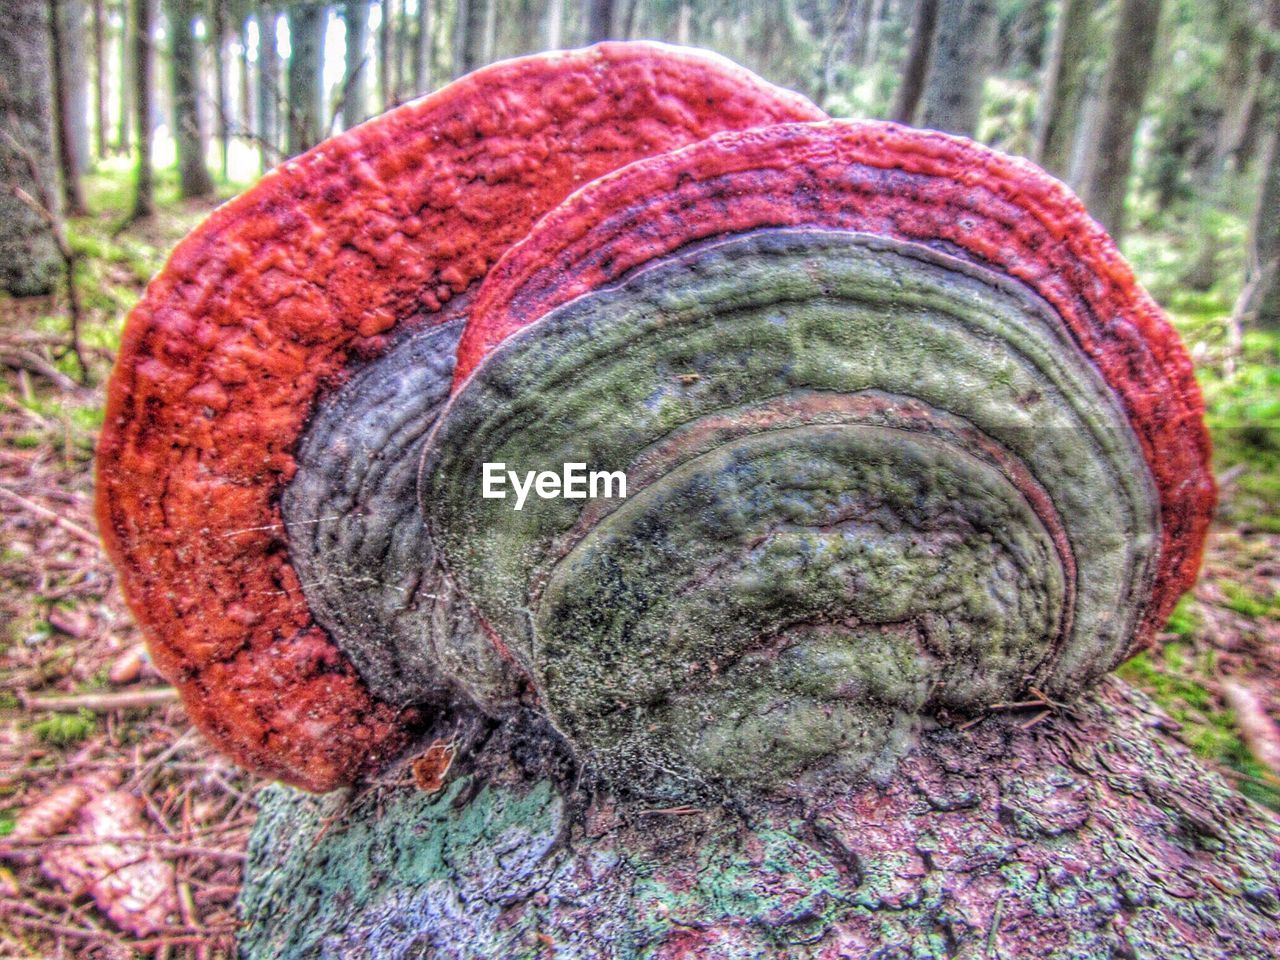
[1221, 678, 1280, 780]
[0, 485, 100, 547]
[0, 348, 83, 393]
[20, 688, 179, 714]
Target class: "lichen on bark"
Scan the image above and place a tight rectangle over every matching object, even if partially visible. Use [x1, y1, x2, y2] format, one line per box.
[239, 682, 1280, 959]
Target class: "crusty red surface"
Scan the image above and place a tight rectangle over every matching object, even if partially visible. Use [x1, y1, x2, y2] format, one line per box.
[95, 44, 824, 791]
[457, 121, 1215, 654]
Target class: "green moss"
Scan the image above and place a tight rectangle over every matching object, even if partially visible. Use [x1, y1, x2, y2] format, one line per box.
[1220, 582, 1278, 619]
[32, 709, 98, 747]
[1120, 650, 1280, 810]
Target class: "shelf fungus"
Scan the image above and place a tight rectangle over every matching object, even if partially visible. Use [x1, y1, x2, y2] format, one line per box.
[94, 44, 824, 792]
[425, 122, 1215, 799]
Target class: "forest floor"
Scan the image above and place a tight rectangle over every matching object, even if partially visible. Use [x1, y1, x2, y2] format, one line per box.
[0, 163, 1277, 958]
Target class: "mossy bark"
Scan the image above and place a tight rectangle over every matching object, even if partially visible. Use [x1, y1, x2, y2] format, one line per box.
[239, 681, 1280, 959]
[0, 0, 62, 297]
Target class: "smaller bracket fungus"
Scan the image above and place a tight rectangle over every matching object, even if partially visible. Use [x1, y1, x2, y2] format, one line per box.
[94, 43, 824, 792]
[418, 121, 1214, 800]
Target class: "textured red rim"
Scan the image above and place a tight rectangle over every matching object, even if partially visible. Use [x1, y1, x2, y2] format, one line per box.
[94, 43, 824, 791]
[456, 120, 1215, 651]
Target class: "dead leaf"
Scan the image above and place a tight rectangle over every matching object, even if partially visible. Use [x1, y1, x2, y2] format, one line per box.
[40, 790, 178, 937]
[411, 740, 456, 793]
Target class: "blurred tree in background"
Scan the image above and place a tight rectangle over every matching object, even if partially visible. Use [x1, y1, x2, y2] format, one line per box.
[0, 0, 1276, 316]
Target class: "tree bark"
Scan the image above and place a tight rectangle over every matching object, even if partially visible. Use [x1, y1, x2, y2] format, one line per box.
[380, 0, 394, 101]
[1231, 0, 1280, 171]
[0, 0, 62, 296]
[1238, 88, 1280, 327]
[168, 0, 215, 198]
[130, 0, 155, 218]
[240, 15, 254, 144]
[342, 1, 370, 128]
[545, 0, 564, 48]
[455, 0, 489, 76]
[212, 0, 232, 180]
[1075, 0, 1163, 239]
[396, 0, 411, 100]
[49, 0, 89, 215]
[1034, 0, 1095, 177]
[116, 0, 131, 154]
[1006, 0, 1049, 75]
[919, 0, 998, 137]
[92, 0, 108, 160]
[256, 2, 279, 171]
[238, 681, 1280, 958]
[889, 0, 938, 125]
[585, 0, 616, 43]
[413, 0, 431, 95]
[286, 3, 327, 156]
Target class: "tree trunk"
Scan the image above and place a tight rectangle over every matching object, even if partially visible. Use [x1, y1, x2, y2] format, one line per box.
[0, 0, 62, 296]
[92, 0, 108, 159]
[1230, 0, 1280, 172]
[1075, 0, 1163, 239]
[585, 0, 615, 43]
[1007, 0, 1048, 77]
[212, 0, 231, 180]
[817, 0, 855, 109]
[116, 0, 131, 153]
[396, 0, 411, 100]
[256, 2, 279, 171]
[546, 0, 563, 48]
[238, 682, 1280, 958]
[343, 1, 370, 128]
[49, 0, 89, 215]
[168, 0, 215, 198]
[240, 16, 254, 145]
[1238, 67, 1280, 327]
[455, 0, 488, 75]
[286, 4, 327, 156]
[413, 0, 431, 95]
[130, 0, 154, 218]
[1035, 0, 1094, 177]
[380, 0, 394, 101]
[889, 0, 938, 125]
[919, 0, 997, 137]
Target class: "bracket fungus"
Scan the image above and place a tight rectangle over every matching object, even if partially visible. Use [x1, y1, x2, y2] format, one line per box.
[94, 42, 1279, 960]
[95, 43, 824, 791]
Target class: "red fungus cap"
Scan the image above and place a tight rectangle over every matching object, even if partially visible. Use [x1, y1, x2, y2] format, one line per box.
[95, 43, 824, 792]
[455, 120, 1215, 650]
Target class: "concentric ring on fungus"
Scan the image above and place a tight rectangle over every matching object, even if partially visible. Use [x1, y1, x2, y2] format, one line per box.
[453, 121, 1215, 657]
[94, 43, 825, 791]
[421, 124, 1215, 798]
[424, 226, 1183, 797]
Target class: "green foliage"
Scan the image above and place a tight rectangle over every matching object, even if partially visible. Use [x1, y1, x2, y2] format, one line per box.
[32, 709, 98, 747]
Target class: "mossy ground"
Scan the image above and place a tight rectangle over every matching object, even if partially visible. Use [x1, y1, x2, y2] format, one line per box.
[1118, 224, 1280, 810]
